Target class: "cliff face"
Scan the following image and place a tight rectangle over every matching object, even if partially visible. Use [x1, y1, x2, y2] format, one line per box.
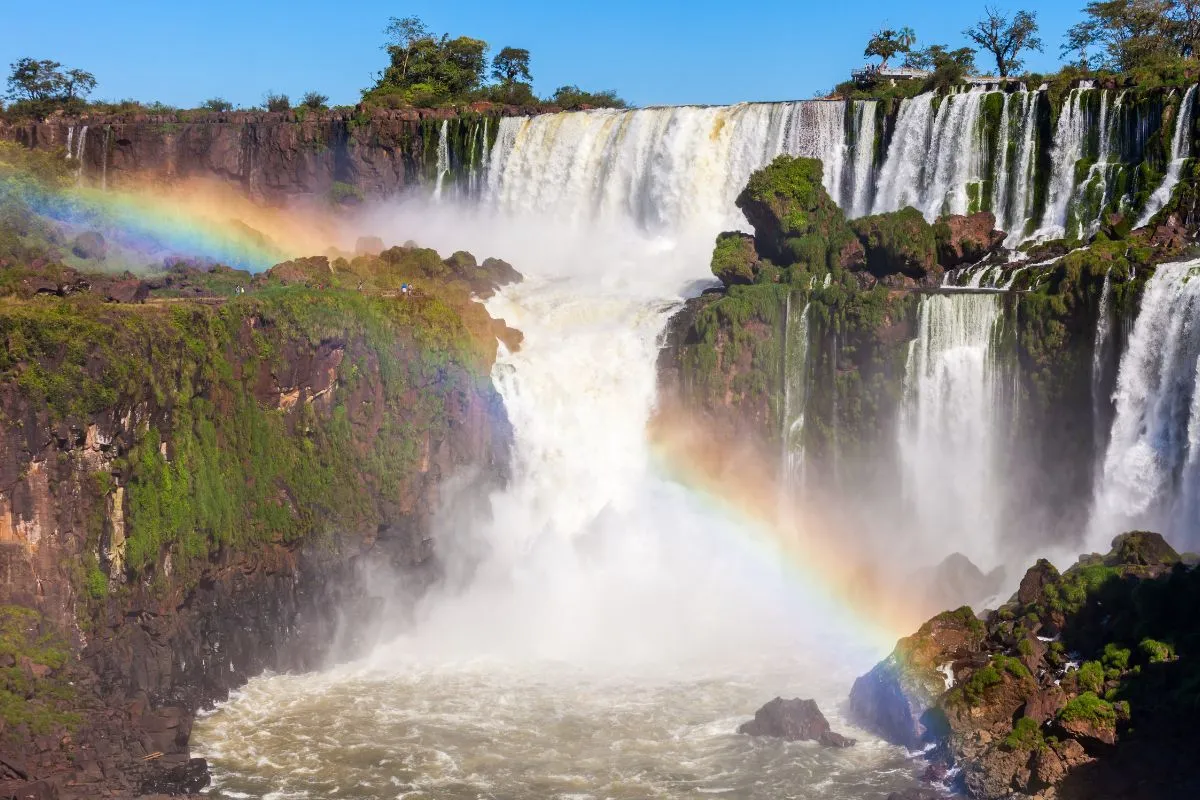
[0, 256, 514, 797]
[0, 107, 523, 204]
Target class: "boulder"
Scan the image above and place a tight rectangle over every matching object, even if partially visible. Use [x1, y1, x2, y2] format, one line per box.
[137, 757, 210, 795]
[1016, 558, 1060, 606]
[710, 231, 759, 286]
[933, 211, 1006, 267]
[735, 155, 859, 269]
[849, 607, 985, 749]
[849, 207, 939, 284]
[71, 231, 106, 260]
[1107, 531, 1179, 568]
[738, 697, 856, 746]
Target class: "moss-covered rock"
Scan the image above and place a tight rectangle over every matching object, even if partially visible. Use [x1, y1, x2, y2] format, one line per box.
[850, 206, 939, 284]
[710, 231, 760, 286]
[735, 155, 860, 270]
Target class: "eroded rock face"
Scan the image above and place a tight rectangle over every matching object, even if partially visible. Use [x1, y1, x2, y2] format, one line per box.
[737, 697, 856, 747]
[851, 531, 1200, 800]
[934, 212, 1006, 268]
[850, 206, 939, 284]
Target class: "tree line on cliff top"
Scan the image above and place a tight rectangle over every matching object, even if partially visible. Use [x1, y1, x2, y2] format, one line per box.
[849, 1, 1200, 97]
[2, 14, 626, 121]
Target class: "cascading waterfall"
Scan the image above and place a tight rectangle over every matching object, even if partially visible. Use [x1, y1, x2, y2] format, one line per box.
[1001, 92, 1041, 246]
[1038, 88, 1090, 240]
[849, 101, 878, 216]
[1091, 260, 1200, 550]
[432, 119, 450, 200]
[485, 102, 877, 231]
[1091, 267, 1113, 469]
[64, 126, 73, 161]
[101, 127, 110, 192]
[75, 125, 88, 183]
[781, 291, 812, 495]
[1136, 84, 1197, 227]
[900, 293, 1007, 567]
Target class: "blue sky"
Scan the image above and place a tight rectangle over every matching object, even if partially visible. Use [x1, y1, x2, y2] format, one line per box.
[3, 0, 1087, 108]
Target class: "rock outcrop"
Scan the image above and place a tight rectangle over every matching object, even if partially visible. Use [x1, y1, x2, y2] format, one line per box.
[0, 249, 519, 798]
[850, 532, 1200, 799]
[738, 697, 856, 747]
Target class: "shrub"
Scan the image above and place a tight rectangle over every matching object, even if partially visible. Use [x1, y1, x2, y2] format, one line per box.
[200, 97, 233, 112]
[1102, 643, 1131, 671]
[300, 91, 328, 110]
[1139, 638, 1175, 663]
[263, 92, 290, 113]
[1059, 692, 1116, 727]
[1002, 716, 1044, 751]
[1078, 660, 1105, 693]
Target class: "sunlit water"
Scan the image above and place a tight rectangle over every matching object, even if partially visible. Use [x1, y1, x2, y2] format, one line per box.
[195, 659, 922, 800]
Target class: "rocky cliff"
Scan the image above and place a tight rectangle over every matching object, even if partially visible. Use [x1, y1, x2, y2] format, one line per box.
[0, 106, 528, 204]
[850, 532, 1200, 800]
[0, 245, 518, 798]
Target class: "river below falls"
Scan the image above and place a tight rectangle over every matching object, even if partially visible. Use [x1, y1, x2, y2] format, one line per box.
[193, 654, 926, 800]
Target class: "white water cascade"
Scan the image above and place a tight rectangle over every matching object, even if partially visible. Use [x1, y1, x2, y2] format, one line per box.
[1001, 91, 1041, 246]
[1136, 85, 1198, 227]
[900, 293, 1007, 568]
[781, 291, 812, 495]
[432, 119, 450, 201]
[873, 90, 987, 220]
[196, 103, 926, 800]
[1092, 268, 1114, 469]
[1091, 260, 1200, 551]
[1038, 88, 1091, 240]
[485, 102, 875, 231]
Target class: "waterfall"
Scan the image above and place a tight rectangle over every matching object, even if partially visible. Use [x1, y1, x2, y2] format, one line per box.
[75, 125, 88, 183]
[900, 293, 1006, 567]
[433, 120, 450, 201]
[1038, 88, 1090, 239]
[65, 126, 74, 161]
[849, 101, 878, 216]
[484, 102, 882, 232]
[991, 93, 1012, 228]
[872, 90, 987, 220]
[1091, 260, 1200, 550]
[1092, 268, 1113, 475]
[781, 292, 811, 494]
[1002, 92, 1040, 246]
[1135, 84, 1197, 227]
[101, 127, 110, 192]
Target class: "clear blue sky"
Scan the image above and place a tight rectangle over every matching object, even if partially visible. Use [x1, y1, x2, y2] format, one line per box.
[3, 0, 1087, 108]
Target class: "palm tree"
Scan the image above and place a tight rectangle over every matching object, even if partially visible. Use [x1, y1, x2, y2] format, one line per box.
[898, 27, 917, 53]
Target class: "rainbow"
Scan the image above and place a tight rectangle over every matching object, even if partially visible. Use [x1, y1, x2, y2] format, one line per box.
[648, 408, 929, 655]
[12, 178, 344, 272]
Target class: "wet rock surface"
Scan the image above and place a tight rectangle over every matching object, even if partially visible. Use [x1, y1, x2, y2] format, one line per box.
[850, 531, 1200, 799]
[738, 697, 856, 747]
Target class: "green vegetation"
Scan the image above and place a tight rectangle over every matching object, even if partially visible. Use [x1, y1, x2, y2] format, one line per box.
[1079, 660, 1106, 693]
[0, 605, 78, 738]
[4, 57, 95, 119]
[1002, 716, 1045, 750]
[1139, 637, 1176, 663]
[363, 15, 624, 110]
[1059, 691, 1117, 726]
[964, 9, 1044, 77]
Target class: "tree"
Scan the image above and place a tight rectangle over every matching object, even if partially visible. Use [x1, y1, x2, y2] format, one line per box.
[263, 92, 290, 112]
[300, 91, 329, 109]
[898, 27, 918, 51]
[200, 97, 233, 112]
[383, 15, 432, 84]
[905, 44, 978, 74]
[550, 86, 627, 110]
[6, 58, 96, 118]
[1062, 0, 1193, 71]
[864, 29, 906, 68]
[61, 68, 96, 102]
[491, 47, 532, 97]
[964, 8, 1044, 77]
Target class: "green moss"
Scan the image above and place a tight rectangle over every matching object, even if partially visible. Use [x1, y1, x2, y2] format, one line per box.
[1102, 642, 1132, 671]
[1079, 660, 1105, 693]
[1139, 638, 1176, 663]
[1002, 716, 1045, 751]
[1059, 691, 1117, 727]
[0, 606, 79, 738]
